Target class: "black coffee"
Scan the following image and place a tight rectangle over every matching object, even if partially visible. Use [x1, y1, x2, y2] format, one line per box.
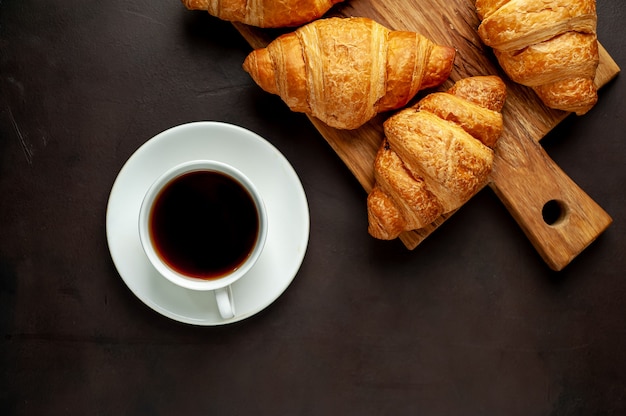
[149, 170, 259, 279]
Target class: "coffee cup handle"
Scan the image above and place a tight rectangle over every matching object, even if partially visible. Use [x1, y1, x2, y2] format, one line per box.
[215, 286, 235, 319]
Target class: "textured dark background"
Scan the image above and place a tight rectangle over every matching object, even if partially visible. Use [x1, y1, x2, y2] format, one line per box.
[1, 1, 625, 414]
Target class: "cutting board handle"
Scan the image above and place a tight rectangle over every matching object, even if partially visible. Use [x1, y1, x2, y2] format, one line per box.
[489, 128, 612, 271]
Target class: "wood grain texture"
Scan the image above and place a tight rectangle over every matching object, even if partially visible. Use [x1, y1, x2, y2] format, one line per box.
[234, 0, 620, 270]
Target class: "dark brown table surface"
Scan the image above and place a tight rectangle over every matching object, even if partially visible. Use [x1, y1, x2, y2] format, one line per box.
[2, 1, 625, 414]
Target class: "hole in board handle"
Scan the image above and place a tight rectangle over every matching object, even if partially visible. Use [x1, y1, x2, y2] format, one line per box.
[542, 199, 567, 226]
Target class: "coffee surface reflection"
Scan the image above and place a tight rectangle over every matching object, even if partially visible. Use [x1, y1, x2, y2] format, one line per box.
[149, 170, 259, 279]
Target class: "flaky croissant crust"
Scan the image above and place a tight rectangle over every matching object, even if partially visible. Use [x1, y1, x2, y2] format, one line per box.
[181, 0, 344, 28]
[243, 17, 455, 130]
[476, 0, 599, 115]
[367, 76, 507, 240]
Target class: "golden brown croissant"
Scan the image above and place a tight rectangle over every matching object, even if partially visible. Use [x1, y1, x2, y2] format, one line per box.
[475, 0, 599, 115]
[242, 17, 456, 130]
[367, 76, 507, 240]
[181, 0, 344, 28]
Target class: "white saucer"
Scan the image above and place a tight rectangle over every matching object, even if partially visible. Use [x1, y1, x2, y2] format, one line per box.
[105, 122, 310, 325]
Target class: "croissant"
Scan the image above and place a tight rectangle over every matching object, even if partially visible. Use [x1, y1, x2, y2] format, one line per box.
[476, 0, 599, 115]
[367, 76, 507, 240]
[181, 0, 344, 28]
[243, 17, 456, 130]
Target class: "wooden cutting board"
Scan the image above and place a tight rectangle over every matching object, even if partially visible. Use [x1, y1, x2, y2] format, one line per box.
[233, 0, 620, 271]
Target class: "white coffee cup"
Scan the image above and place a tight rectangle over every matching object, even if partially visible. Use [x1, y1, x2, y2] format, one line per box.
[138, 160, 268, 319]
